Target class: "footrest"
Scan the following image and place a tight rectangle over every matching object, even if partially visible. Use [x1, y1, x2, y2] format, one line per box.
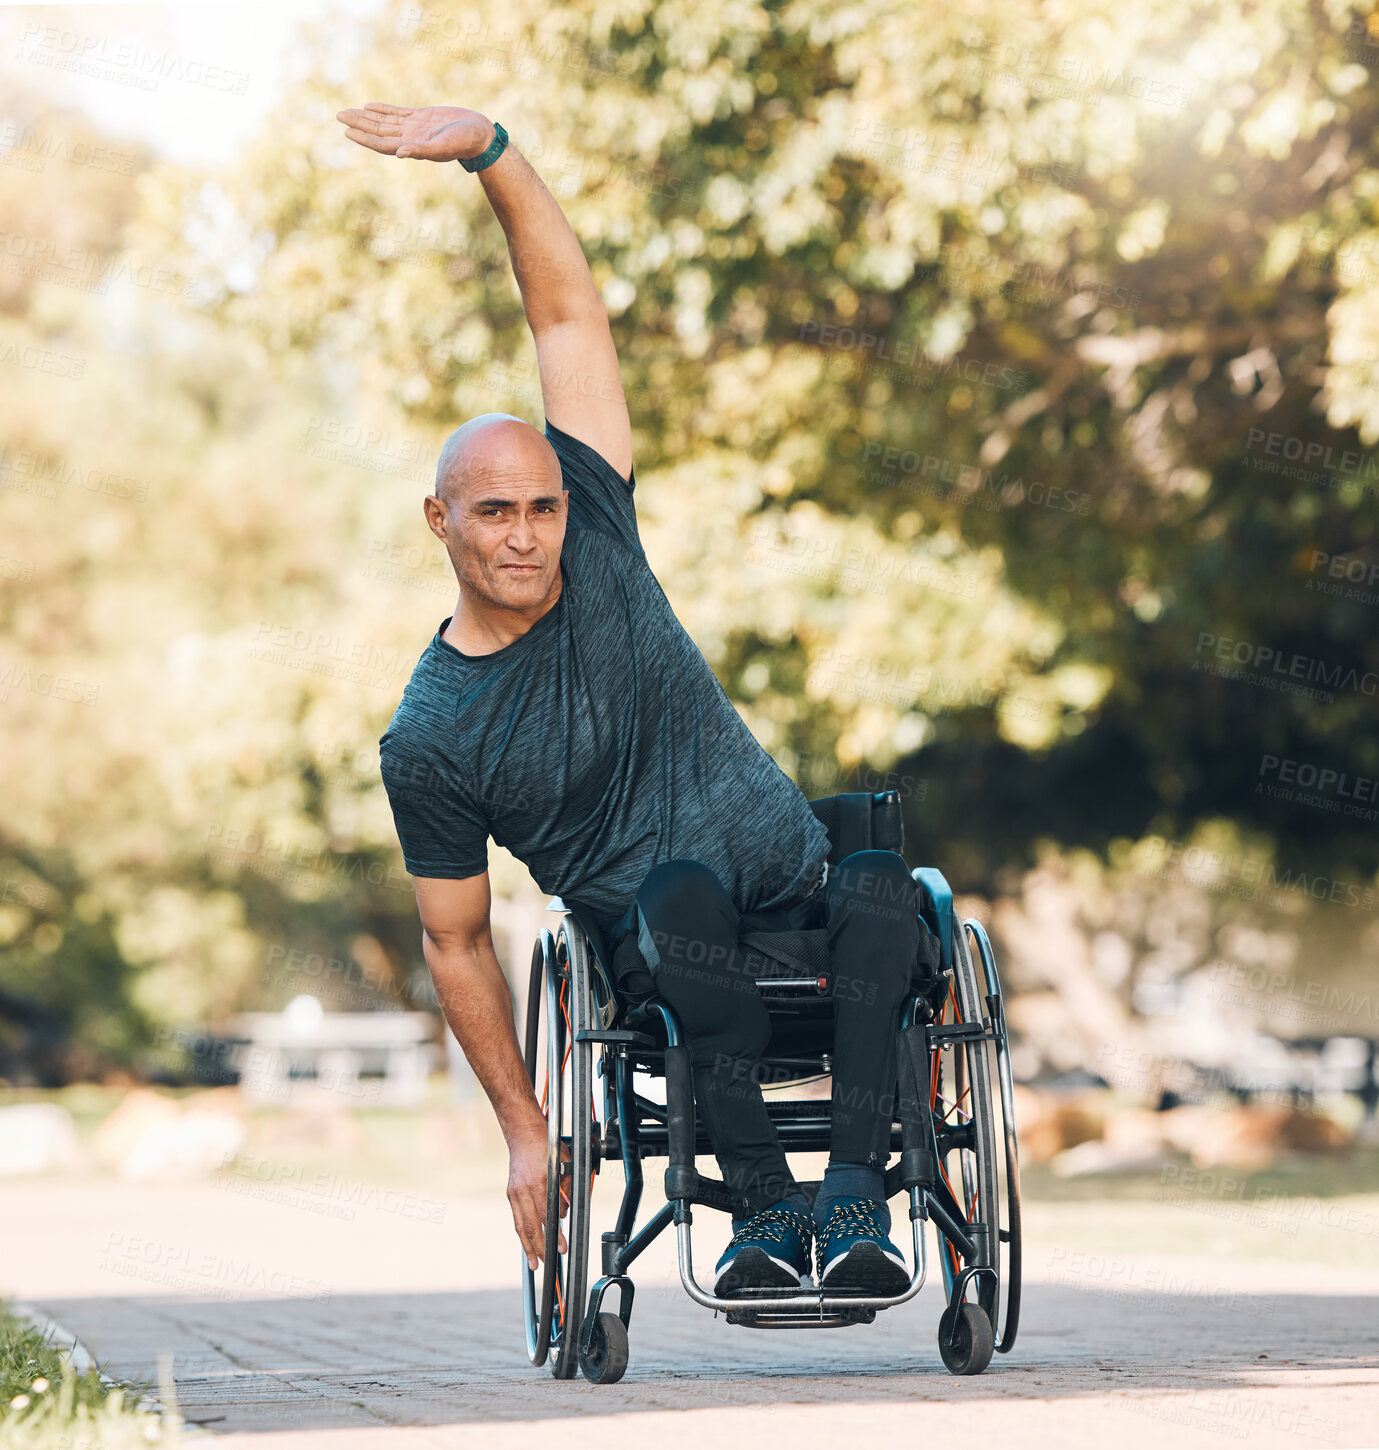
[727, 1306, 878, 1328]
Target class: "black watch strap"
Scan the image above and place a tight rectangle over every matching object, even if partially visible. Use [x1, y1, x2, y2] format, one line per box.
[459, 121, 509, 173]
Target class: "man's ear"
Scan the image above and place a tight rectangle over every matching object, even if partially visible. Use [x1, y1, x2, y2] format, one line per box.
[423, 493, 449, 539]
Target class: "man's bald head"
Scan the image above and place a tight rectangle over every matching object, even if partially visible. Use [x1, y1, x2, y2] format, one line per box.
[434, 413, 562, 505]
[423, 412, 569, 625]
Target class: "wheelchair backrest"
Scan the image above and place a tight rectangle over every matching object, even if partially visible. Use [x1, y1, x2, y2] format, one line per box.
[806, 790, 904, 864]
[808, 791, 953, 972]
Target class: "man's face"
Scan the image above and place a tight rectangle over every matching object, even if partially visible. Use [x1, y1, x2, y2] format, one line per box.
[425, 438, 567, 611]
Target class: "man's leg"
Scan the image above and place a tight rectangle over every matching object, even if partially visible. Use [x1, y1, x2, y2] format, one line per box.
[813, 849, 923, 1288]
[626, 859, 807, 1219]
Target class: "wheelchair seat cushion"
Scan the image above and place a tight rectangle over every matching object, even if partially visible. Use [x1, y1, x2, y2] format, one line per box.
[741, 927, 832, 983]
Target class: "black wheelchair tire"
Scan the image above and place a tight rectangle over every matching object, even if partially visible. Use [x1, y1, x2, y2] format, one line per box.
[946, 921, 1003, 1328]
[579, 1312, 630, 1384]
[519, 920, 597, 1378]
[938, 1301, 994, 1376]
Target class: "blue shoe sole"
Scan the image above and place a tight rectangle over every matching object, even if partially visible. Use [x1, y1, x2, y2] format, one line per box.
[819, 1241, 910, 1295]
[714, 1246, 802, 1296]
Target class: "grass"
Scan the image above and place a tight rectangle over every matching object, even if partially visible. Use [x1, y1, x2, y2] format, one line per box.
[0, 1304, 178, 1450]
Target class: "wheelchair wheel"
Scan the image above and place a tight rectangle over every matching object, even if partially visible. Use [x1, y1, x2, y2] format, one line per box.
[964, 919, 1023, 1354]
[938, 1301, 994, 1376]
[520, 917, 598, 1379]
[933, 920, 1003, 1343]
[578, 1311, 629, 1385]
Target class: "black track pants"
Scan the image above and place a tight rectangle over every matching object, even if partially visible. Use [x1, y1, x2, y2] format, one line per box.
[611, 852, 922, 1217]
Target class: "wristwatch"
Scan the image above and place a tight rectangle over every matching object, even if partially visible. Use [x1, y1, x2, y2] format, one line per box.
[460, 121, 509, 173]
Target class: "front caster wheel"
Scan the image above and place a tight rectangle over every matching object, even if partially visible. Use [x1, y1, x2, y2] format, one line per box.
[939, 1301, 994, 1376]
[579, 1312, 629, 1384]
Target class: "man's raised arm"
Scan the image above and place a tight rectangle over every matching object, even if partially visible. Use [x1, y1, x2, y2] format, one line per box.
[337, 102, 632, 478]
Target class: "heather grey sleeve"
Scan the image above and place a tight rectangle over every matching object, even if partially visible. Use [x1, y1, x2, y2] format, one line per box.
[545, 420, 643, 559]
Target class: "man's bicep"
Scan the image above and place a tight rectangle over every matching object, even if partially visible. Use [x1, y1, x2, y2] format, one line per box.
[534, 315, 632, 480]
[415, 871, 493, 951]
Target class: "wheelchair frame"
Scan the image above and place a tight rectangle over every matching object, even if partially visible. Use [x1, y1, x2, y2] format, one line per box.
[518, 855, 1023, 1383]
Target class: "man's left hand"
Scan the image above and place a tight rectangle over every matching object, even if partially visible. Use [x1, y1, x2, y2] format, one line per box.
[337, 102, 496, 164]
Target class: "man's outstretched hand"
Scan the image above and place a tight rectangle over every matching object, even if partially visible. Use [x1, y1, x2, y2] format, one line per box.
[337, 103, 496, 164]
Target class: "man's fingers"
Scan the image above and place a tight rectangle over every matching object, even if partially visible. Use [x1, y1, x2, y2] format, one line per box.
[511, 1193, 544, 1269]
[343, 128, 401, 155]
[336, 108, 404, 137]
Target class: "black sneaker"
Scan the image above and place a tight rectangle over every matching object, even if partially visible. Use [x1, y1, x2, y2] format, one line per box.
[713, 1202, 814, 1295]
[815, 1197, 910, 1294]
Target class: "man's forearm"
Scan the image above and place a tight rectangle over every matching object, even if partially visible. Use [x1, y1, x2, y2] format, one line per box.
[475, 131, 603, 333]
[422, 928, 542, 1139]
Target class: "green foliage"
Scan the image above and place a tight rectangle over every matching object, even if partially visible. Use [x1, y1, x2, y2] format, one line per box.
[136, 0, 1379, 873]
[0, 1304, 175, 1449]
[5, 0, 1379, 1068]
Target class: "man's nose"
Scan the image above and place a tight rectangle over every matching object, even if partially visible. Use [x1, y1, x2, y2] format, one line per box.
[506, 514, 539, 551]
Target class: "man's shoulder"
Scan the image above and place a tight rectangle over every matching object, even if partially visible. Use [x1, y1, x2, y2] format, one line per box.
[381, 641, 457, 746]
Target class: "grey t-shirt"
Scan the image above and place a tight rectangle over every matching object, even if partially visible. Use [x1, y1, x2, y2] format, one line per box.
[378, 421, 830, 928]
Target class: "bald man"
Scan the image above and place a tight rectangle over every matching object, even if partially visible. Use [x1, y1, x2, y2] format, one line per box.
[350, 102, 920, 1302]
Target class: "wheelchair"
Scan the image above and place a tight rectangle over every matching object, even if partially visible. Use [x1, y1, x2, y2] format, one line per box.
[518, 790, 1022, 1383]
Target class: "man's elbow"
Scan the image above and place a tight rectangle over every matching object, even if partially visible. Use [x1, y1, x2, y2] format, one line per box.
[422, 924, 490, 961]
[531, 298, 608, 338]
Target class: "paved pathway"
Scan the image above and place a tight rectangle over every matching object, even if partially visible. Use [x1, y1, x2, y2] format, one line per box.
[6, 1178, 1377, 1448]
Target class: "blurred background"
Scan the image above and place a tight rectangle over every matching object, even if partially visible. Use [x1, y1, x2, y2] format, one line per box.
[3, 0, 1379, 1213]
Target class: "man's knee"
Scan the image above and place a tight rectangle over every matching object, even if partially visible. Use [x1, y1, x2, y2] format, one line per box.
[638, 858, 739, 939]
[831, 850, 916, 919]
[637, 859, 731, 922]
[829, 850, 920, 996]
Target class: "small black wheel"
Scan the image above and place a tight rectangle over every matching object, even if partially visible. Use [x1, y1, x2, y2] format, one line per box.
[579, 1312, 629, 1384]
[938, 1301, 994, 1376]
